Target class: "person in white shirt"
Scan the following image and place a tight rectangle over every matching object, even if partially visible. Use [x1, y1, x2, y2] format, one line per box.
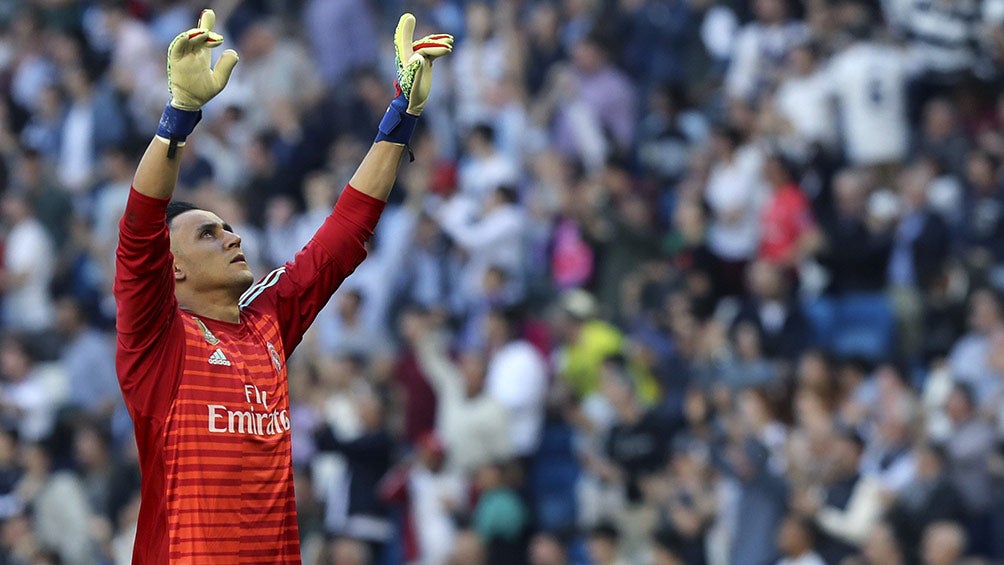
[725, 0, 809, 102]
[827, 25, 910, 166]
[483, 307, 548, 458]
[437, 186, 526, 310]
[0, 336, 61, 443]
[407, 434, 468, 565]
[1, 193, 54, 332]
[704, 126, 767, 268]
[456, 124, 520, 203]
[408, 320, 513, 472]
[449, 3, 507, 130]
[774, 41, 838, 159]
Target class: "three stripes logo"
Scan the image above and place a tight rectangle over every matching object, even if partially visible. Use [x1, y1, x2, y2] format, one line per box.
[208, 348, 232, 366]
[239, 267, 286, 309]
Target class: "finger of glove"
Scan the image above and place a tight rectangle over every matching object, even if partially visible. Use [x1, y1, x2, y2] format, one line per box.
[206, 31, 224, 47]
[412, 34, 453, 61]
[394, 13, 416, 68]
[198, 9, 216, 32]
[168, 28, 206, 58]
[408, 56, 434, 115]
[412, 34, 454, 50]
[212, 49, 240, 86]
[187, 29, 211, 50]
[413, 42, 452, 60]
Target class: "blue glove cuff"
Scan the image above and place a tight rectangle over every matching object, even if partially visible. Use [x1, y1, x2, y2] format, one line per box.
[156, 103, 202, 141]
[374, 94, 418, 146]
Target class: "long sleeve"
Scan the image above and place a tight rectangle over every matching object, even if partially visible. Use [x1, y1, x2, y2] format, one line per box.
[414, 333, 465, 403]
[239, 185, 385, 355]
[113, 188, 186, 417]
[816, 477, 883, 545]
[438, 201, 523, 252]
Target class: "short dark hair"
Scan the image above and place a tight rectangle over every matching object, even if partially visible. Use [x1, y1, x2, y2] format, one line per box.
[951, 382, 976, 409]
[469, 123, 495, 145]
[495, 185, 519, 205]
[589, 522, 620, 542]
[165, 201, 201, 228]
[920, 441, 948, 465]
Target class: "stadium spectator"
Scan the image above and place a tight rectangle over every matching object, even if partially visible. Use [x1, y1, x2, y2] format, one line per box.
[587, 522, 627, 565]
[775, 514, 825, 565]
[409, 316, 512, 472]
[886, 441, 967, 563]
[483, 307, 548, 460]
[828, 14, 909, 168]
[54, 295, 120, 424]
[816, 168, 893, 294]
[528, 530, 570, 565]
[313, 386, 394, 557]
[1, 192, 54, 333]
[17, 436, 95, 565]
[921, 521, 969, 565]
[552, 33, 637, 168]
[725, 0, 808, 103]
[773, 40, 837, 160]
[793, 426, 882, 564]
[843, 521, 905, 565]
[472, 460, 528, 565]
[943, 383, 995, 554]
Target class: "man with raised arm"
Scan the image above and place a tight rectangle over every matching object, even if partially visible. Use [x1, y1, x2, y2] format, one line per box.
[113, 10, 451, 563]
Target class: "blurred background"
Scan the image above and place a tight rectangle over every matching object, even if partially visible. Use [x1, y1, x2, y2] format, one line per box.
[0, 0, 1002, 563]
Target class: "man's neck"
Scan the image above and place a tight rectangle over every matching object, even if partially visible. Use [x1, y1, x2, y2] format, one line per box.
[178, 290, 242, 324]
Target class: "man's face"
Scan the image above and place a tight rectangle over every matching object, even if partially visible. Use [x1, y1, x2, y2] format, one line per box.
[170, 210, 253, 295]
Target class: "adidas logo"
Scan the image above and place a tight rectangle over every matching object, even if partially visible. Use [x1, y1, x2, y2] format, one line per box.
[208, 348, 231, 366]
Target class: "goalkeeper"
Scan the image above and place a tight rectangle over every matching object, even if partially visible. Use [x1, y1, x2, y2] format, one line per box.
[113, 9, 451, 563]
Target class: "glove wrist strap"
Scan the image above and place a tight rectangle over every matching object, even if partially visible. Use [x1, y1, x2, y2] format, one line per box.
[156, 103, 202, 143]
[374, 94, 418, 147]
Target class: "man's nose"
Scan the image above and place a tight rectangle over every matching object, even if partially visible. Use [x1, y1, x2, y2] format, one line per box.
[225, 232, 242, 248]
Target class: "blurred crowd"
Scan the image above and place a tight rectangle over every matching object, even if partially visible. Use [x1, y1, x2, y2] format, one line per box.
[1, 0, 1004, 564]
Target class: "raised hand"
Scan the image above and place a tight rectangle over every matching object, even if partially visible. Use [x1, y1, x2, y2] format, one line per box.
[393, 14, 453, 116]
[167, 9, 239, 111]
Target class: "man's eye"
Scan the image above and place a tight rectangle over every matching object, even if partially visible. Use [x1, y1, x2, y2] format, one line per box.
[201, 230, 214, 238]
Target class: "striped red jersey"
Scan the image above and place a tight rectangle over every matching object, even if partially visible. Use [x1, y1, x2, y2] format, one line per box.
[114, 186, 384, 564]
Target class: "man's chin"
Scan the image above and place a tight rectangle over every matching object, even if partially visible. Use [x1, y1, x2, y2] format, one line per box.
[233, 270, 255, 295]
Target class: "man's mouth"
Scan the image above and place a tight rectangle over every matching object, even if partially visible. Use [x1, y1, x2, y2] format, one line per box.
[231, 253, 246, 264]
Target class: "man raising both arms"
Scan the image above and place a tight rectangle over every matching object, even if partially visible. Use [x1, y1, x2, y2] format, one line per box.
[114, 9, 452, 563]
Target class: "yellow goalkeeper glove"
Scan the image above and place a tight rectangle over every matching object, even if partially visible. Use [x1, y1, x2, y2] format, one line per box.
[157, 8, 238, 150]
[376, 13, 453, 146]
[394, 14, 453, 116]
[167, 9, 239, 111]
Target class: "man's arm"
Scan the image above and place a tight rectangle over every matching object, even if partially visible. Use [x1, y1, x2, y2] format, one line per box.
[815, 476, 883, 545]
[240, 14, 453, 353]
[346, 143, 407, 202]
[347, 14, 452, 201]
[132, 139, 184, 200]
[114, 9, 237, 417]
[134, 9, 237, 199]
[414, 331, 464, 400]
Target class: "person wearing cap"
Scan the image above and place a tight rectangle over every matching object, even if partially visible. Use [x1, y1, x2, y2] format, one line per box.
[553, 289, 659, 403]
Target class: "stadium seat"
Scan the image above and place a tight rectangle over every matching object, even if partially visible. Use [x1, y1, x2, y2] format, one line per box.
[802, 296, 838, 350]
[531, 422, 580, 530]
[831, 293, 896, 360]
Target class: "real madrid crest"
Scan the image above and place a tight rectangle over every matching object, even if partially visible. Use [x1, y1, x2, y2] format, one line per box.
[267, 342, 282, 373]
[193, 317, 220, 345]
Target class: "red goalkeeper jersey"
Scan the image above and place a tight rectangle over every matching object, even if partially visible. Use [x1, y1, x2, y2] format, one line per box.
[114, 186, 384, 564]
